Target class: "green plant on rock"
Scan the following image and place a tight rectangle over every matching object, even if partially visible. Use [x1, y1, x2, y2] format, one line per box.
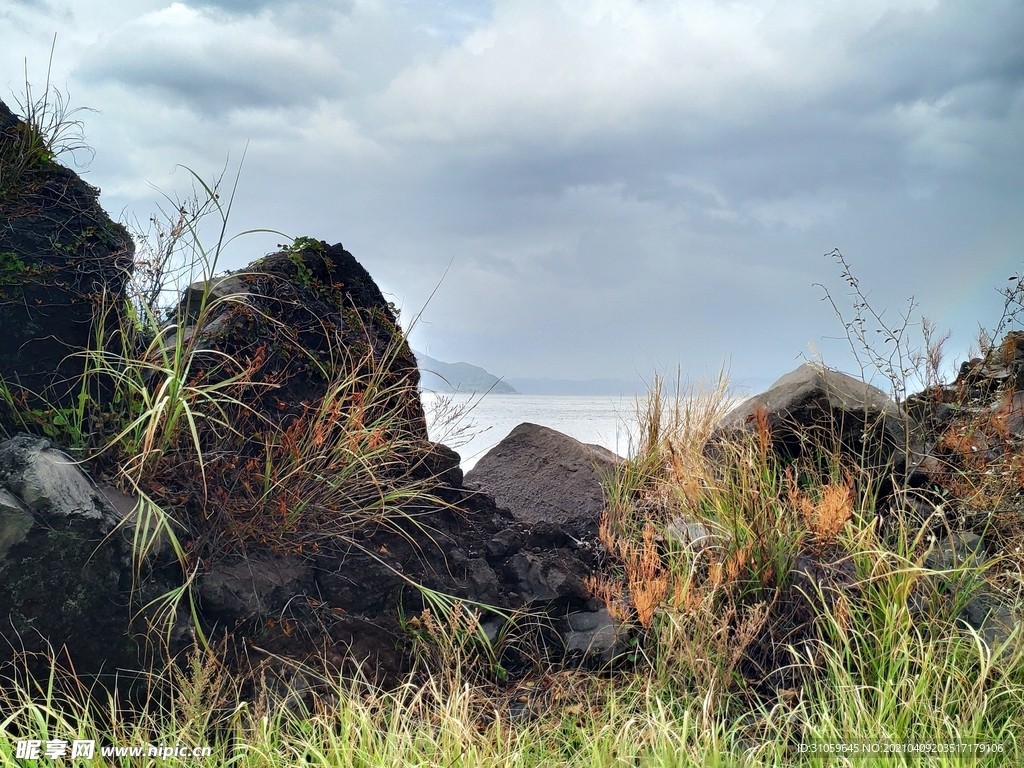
[1, 42, 94, 199]
[282, 235, 326, 256]
[0, 251, 29, 282]
[287, 250, 315, 288]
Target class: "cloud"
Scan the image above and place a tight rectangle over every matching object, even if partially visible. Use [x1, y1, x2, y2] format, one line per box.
[376, 1, 852, 143]
[77, 3, 350, 114]
[375, 1, 1024, 182]
[179, 0, 311, 14]
[5, 0, 1024, 382]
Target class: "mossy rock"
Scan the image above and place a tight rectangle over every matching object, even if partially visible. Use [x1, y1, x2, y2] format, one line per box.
[0, 98, 134, 435]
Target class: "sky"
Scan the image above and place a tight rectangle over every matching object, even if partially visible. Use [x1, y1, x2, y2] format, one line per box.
[3, 0, 1023, 391]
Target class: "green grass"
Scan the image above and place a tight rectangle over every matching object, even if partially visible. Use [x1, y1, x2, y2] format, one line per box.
[1, 611, 1019, 766]
[2, 369, 1022, 766]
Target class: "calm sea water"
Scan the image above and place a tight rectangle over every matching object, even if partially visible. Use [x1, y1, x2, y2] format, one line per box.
[421, 392, 639, 470]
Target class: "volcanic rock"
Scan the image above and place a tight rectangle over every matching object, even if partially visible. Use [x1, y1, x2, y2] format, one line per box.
[718, 363, 919, 477]
[175, 242, 427, 444]
[0, 435, 141, 680]
[464, 422, 622, 541]
[0, 98, 134, 427]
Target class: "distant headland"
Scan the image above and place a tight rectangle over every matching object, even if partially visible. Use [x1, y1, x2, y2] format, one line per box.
[415, 351, 638, 396]
[414, 351, 519, 394]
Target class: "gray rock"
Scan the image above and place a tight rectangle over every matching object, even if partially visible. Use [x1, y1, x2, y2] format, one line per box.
[464, 423, 622, 540]
[923, 532, 985, 573]
[723, 363, 904, 429]
[562, 607, 628, 665]
[199, 555, 314, 622]
[506, 551, 590, 604]
[0, 434, 141, 681]
[916, 533, 1018, 654]
[664, 516, 717, 554]
[717, 363, 919, 474]
[447, 548, 501, 603]
[0, 487, 33, 560]
[486, 528, 524, 559]
[0, 436, 116, 522]
[961, 592, 1016, 651]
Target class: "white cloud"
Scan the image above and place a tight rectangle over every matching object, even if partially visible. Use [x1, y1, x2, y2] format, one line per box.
[375, 0, 949, 144]
[749, 195, 847, 231]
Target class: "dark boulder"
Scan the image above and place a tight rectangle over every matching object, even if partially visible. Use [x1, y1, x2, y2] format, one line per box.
[0, 98, 134, 428]
[717, 363, 919, 478]
[198, 554, 314, 625]
[562, 607, 628, 665]
[233, 479, 610, 683]
[175, 242, 427, 445]
[907, 331, 1024, 468]
[953, 331, 1024, 396]
[409, 441, 464, 490]
[464, 422, 622, 541]
[0, 435, 141, 681]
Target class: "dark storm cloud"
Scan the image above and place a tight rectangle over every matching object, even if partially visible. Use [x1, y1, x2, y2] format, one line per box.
[83, 53, 343, 114]
[848, 1, 1024, 101]
[180, 0, 314, 13]
[77, 6, 348, 115]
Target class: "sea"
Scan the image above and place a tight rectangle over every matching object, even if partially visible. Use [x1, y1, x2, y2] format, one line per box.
[421, 392, 640, 470]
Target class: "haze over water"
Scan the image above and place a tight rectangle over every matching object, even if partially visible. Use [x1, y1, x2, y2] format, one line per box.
[422, 393, 637, 470]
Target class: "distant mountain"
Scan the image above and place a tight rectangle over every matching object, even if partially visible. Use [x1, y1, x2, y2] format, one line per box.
[414, 351, 518, 394]
[506, 377, 639, 396]
[414, 351, 641, 396]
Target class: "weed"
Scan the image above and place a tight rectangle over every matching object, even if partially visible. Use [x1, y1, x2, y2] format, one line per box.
[816, 248, 921, 405]
[791, 471, 855, 551]
[1, 39, 94, 199]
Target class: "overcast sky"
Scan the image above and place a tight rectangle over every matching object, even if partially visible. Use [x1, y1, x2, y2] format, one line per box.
[4, 0, 1023, 390]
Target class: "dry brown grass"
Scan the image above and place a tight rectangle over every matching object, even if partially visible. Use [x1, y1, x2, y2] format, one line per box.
[791, 473, 854, 547]
[592, 369, 884, 704]
[636, 370, 734, 508]
[594, 519, 669, 628]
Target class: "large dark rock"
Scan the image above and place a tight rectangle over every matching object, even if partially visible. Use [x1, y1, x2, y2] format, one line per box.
[0, 99, 134, 427]
[220, 480, 609, 684]
[175, 242, 427, 444]
[901, 332, 1024, 483]
[0, 435, 141, 680]
[718, 363, 918, 476]
[907, 330, 1024, 468]
[562, 607, 628, 665]
[954, 330, 1024, 396]
[464, 422, 622, 540]
[199, 554, 314, 625]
